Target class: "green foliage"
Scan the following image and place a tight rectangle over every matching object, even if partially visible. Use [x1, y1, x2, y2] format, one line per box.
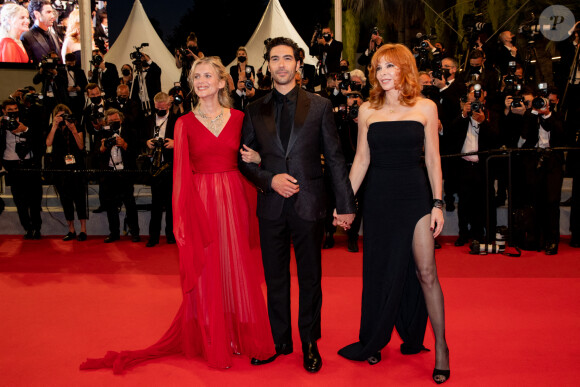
[343, 8, 361, 68]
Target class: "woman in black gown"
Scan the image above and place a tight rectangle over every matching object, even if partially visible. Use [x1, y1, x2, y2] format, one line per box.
[337, 44, 450, 383]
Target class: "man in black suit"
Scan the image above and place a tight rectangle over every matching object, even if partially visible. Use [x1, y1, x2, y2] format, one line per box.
[496, 31, 522, 76]
[239, 37, 356, 373]
[21, 0, 62, 64]
[143, 92, 176, 247]
[107, 84, 142, 137]
[93, 11, 109, 53]
[88, 48, 119, 100]
[63, 53, 88, 116]
[131, 53, 162, 117]
[309, 27, 343, 83]
[298, 48, 316, 91]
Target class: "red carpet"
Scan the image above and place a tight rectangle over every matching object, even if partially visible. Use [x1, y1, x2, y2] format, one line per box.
[1, 235, 579, 386]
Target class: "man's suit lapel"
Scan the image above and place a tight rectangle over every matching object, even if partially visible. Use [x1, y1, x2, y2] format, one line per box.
[286, 88, 310, 155]
[260, 92, 284, 153]
[32, 28, 51, 57]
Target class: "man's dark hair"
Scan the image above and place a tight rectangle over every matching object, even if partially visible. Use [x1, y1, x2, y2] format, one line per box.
[547, 85, 560, 98]
[468, 50, 485, 60]
[85, 83, 101, 93]
[28, 0, 52, 21]
[2, 99, 19, 110]
[265, 37, 300, 62]
[64, 53, 76, 62]
[521, 85, 534, 96]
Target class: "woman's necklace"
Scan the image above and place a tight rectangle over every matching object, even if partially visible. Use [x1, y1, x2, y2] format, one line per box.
[197, 106, 224, 136]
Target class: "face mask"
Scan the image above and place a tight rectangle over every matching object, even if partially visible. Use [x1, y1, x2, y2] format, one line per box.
[238, 56, 247, 63]
[66, 64, 75, 70]
[90, 96, 102, 105]
[122, 69, 131, 76]
[117, 97, 127, 104]
[156, 109, 168, 117]
[442, 69, 451, 79]
[549, 102, 556, 111]
[142, 60, 150, 67]
[323, 33, 331, 42]
[109, 121, 121, 131]
[340, 65, 348, 72]
[470, 65, 482, 73]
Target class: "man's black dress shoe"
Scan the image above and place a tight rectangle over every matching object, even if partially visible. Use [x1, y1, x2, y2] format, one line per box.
[146, 238, 159, 247]
[63, 232, 76, 241]
[23, 230, 33, 240]
[251, 343, 293, 365]
[104, 234, 120, 243]
[454, 236, 468, 247]
[570, 236, 580, 248]
[347, 238, 359, 252]
[32, 230, 41, 240]
[545, 242, 558, 255]
[77, 232, 87, 241]
[322, 234, 334, 249]
[131, 234, 141, 243]
[302, 342, 322, 373]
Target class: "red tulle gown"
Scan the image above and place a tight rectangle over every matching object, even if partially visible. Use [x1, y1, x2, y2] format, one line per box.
[80, 109, 275, 372]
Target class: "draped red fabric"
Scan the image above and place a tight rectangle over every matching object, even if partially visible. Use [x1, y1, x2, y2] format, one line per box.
[80, 110, 274, 372]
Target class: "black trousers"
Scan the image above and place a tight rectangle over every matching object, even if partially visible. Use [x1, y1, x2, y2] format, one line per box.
[100, 172, 139, 236]
[258, 199, 325, 346]
[54, 174, 87, 221]
[2, 159, 42, 232]
[457, 159, 487, 241]
[149, 173, 173, 239]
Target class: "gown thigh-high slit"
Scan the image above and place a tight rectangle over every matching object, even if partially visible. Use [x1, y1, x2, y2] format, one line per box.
[339, 120, 430, 360]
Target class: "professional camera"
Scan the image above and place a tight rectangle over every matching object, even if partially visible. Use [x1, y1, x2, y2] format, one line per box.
[431, 56, 448, 81]
[470, 83, 483, 114]
[62, 113, 76, 123]
[24, 93, 43, 106]
[531, 83, 549, 110]
[90, 54, 103, 67]
[469, 227, 508, 255]
[130, 43, 149, 70]
[348, 100, 359, 120]
[518, 14, 541, 42]
[462, 13, 490, 34]
[511, 95, 525, 108]
[103, 129, 119, 149]
[314, 23, 322, 40]
[1, 113, 19, 131]
[40, 54, 63, 71]
[371, 26, 379, 37]
[90, 104, 105, 122]
[172, 94, 183, 105]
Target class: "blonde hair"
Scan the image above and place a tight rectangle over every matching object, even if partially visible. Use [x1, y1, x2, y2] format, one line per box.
[237, 46, 248, 56]
[65, 9, 81, 43]
[368, 44, 421, 109]
[0, 3, 29, 39]
[153, 91, 170, 103]
[188, 56, 232, 109]
[52, 104, 72, 117]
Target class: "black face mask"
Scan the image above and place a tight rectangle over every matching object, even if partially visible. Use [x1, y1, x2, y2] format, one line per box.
[90, 96, 102, 105]
[238, 56, 247, 63]
[66, 64, 75, 70]
[323, 33, 331, 42]
[109, 121, 121, 132]
[142, 60, 150, 67]
[442, 68, 451, 79]
[470, 65, 482, 74]
[549, 102, 556, 112]
[121, 69, 131, 76]
[340, 65, 348, 72]
[156, 109, 168, 117]
[117, 97, 127, 104]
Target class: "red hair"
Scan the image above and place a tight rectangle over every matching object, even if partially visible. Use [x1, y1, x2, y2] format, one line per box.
[368, 44, 421, 109]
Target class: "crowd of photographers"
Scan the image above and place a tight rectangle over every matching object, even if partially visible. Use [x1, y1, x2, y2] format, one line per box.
[1, 4, 580, 255]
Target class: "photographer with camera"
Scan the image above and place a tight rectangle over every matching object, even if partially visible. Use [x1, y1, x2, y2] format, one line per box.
[318, 73, 346, 108]
[322, 91, 365, 252]
[496, 31, 522, 76]
[20, 0, 62, 64]
[130, 48, 161, 117]
[45, 104, 87, 241]
[357, 27, 383, 69]
[168, 84, 190, 117]
[81, 83, 106, 151]
[106, 84, 142, 136]
[175, 33, 203, 96]
[461, 50, 500, 99]
[298, 48, 316, 91]
[446, 84, 498, 246]
[516, 83, 565, 254]
[143, 92, 176, 247]
[229, 47, 255, 88]
[32, 51, 68, 116]
[97, 108, 140, 243]
[62, 52, 87, 116]
[119, 64, 134, 91]
[310, 25, 343, 84]
[88, 48, 119, 100]
[1, 99, 43, 239]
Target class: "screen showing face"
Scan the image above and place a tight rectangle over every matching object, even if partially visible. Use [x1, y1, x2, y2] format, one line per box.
[0, 1, 108, 67]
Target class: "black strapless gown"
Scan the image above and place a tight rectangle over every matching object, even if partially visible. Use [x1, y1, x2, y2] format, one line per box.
[339, 121, 430, 360]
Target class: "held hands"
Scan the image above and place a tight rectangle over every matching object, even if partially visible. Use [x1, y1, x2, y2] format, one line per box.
[332, 208, 355, 230]
[430, 207, 444, 238]
[239, 144, 261, 164]
[271, 173, 299, 198]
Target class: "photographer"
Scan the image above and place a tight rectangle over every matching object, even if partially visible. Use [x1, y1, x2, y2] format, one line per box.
[1, 99, 43, 239]
[460, 49, 500, 99]
[107, 84, 142, 135]
[309, 26, 343, 83]
[231, 70, 257, 111]
[130, 50, 161, 117]
[496, 31, 521, 76]
[32, 51, 68, 116]
[229, 46, 255, 89]
[88, 48, 119, 99]
[517, 84, 565, 254]
[81, 83, 106, 151]
[322, 91, 365, 252]
[358, 27, 384, 69]
[119, 64, 134, 91]
[63, 52, 87, 116]
[298, 48, 316, 91]
[97, 108, 140, 243]
[175, 32, 203, 95]
[318, 73, 346, 108]
[446, 84, 498, 246]
[143, 92, 176, 247]
[168, 85, 190, 117]
[45, 104, 87, 241]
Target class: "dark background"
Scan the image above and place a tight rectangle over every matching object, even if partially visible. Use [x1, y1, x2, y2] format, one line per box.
[108, 0, 333, 64]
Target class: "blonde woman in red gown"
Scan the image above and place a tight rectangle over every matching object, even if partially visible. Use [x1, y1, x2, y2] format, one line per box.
[80, 56, 274, 372]
[0, 3, 30, 63]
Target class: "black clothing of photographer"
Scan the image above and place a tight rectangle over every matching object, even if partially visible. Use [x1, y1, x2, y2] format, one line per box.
[357, 29, 383, 68]
[107, 84, 142, 137]
[175, 33, 203, 96]
[496, 31, 522, 76]
[168, 86, 191, 118]
[143, 94, 176, 247]
[46, 104, 88, 241]
[310, 27, 343, 80]
[318, 73, 346, 108]
[81, 83, 107, 153]
[32, 53, 69, 117]
[517, 92, 565, 254]
[97, 108, 140, 243]
[1, 99, 44, 239]
[130, 53, 161, 116]
[446, 85, 498, 246]
[88, 49, 119, 100]
[63, 53, 88, 116]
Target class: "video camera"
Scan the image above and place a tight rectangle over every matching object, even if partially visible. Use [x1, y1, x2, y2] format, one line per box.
[462, 13, 490, 34]
[40, 54, 64, 71]
[130, 43, 149, 71]
[531, 83, 549, 110]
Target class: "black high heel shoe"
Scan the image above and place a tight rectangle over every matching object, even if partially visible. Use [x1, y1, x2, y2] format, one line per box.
[367, 351, 381, 365]
[432, 368, 450, 384]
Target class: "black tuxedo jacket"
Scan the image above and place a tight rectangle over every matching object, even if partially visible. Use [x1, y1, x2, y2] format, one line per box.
[239, 88, 355, 221]
[21, 25, 62, 63]
[446, 112, 498, 158]
[96, 125, 138, 170]
[230, 64, 255, 87]
[143, 113, 177, 164]
[299, 63, 317, 90]
[90, 62, 119, 99]
[131, 62, 162, 105]
[310, 39, 343, 74]
[520, 110, 565, 164]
